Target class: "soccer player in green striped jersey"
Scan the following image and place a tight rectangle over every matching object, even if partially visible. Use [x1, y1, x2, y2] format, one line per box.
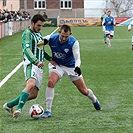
[3, 14, 54, 118]
[101, 8, 107, 43]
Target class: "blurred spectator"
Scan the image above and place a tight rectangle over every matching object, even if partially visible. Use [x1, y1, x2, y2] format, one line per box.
[42, 12, 48, 19]
[0, 9, 31, 22]
[0, 9, 5, 21]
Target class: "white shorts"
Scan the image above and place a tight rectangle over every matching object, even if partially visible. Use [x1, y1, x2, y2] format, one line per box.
[23, 61, 43, 89]
[48, 63, 82, 81]
[105, 30, 114, 37]
[132, 35, 133, 46]
[102, 26, 106, 32]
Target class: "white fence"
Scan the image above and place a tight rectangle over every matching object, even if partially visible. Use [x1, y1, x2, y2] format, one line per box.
[0, 20, 31, 39]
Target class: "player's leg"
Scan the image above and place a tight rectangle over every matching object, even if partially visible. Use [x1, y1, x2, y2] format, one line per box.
[109, 31, 114, 47]
[13, 64, 43, 118]
[66, 67, 101, 110]
[132, 35, 133, 50]
[72, 77, 101, 110]
[103, 26, 106, 43]
[42, 64, 64, 118]
[105, 30, 111, 47]
[3, 64, 41, 118]
[13, 78, 38, 118]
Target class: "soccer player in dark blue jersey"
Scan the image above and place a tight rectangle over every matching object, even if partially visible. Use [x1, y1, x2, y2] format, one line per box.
[102, 10, 115, 47]
[41, 24, 101, 118]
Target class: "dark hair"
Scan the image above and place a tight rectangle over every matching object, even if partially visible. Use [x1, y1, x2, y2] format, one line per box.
[107, 10, 111, 13]
[31, 14, 45, 24]
[60, 24, 71, 32]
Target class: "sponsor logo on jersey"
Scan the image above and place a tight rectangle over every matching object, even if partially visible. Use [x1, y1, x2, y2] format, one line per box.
[64, 48, 69, 53]
[53, 52, 66, 59]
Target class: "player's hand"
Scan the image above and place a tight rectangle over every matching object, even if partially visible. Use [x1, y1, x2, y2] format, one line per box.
[111, 22, 114, 25]
[74, 67, 81, 76]
[37, 62, 44, 68]
[44, 39, 48, 45]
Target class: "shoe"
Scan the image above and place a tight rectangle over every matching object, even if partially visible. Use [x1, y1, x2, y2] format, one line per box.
[41, 110, 51, 118]
[13, 110, 21, 119]
[108, 43, 111, 47]
[93, 100, 101, 110]
[3, 103, 14, 115]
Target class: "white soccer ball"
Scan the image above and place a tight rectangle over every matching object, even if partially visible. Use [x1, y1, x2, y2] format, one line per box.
[29, 104, 44, 119]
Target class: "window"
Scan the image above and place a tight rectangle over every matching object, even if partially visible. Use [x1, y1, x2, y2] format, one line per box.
[60, 0, 72, 9]
[34, 0, 46, 9]
[3, 0, 6, 6]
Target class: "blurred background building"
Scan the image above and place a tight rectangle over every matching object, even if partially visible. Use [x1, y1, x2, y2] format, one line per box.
[0, 0, 132, 18]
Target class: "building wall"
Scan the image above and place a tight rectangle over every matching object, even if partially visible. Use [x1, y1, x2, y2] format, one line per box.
[20, 0, 84, 18]
[0, 0, 19, 11]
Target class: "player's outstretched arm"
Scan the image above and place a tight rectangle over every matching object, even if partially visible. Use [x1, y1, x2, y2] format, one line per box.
[72, 40, 82, 76]
[128, 24, 131, 31]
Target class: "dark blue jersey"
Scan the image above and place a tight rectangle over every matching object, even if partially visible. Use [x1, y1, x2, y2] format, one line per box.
[49, 34, 76, 68]
[105, 16, 115, 31]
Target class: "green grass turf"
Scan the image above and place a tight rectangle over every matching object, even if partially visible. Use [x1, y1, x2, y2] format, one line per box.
[0, 26, 132, 133]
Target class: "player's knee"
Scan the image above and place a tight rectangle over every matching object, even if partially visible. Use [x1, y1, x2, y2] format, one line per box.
[80, 89, 88, 96]
[48, 78, 56, 88]
[28, 93, 37, 100]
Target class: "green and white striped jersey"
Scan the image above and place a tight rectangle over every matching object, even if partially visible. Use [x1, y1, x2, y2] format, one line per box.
[101, 13, 107, 22]
[22, 27, 45, 65]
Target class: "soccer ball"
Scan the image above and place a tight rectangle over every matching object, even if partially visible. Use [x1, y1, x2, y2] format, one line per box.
[29, 104, 44, 119]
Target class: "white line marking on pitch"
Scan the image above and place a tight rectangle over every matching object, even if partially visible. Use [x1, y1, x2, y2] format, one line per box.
[0, 61, 23, 87]
[0, 27, 60, 88]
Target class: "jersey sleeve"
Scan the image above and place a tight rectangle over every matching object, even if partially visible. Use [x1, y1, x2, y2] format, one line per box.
[102, 18, 105, 26]
[22, 30, 39, 65]
[128, 20, 133, 30]
[113, 17, 116, 25]
[72, 40, 81, 67]
[131, 20, 133, 25]
[43, 35, 51, 41]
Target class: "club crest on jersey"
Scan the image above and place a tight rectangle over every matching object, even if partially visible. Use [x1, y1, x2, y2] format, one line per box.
[64, 48, 69, 53]
[37, 40, 43, 50]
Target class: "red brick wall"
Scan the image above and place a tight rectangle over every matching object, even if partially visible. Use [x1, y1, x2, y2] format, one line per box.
[20, 0, 33, 9]
[72, 0, 84, 8]
[27, 1, 34, 9]
[46, 0, 60, 9]
[20, 0, 24, 9]
[20, 0, 84, 9]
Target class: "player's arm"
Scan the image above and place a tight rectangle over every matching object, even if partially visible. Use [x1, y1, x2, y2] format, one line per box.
[24, 48, 39, 65]
[100, 15, 103, 25]
[22, 32, 39, 65]
[43, 35, 52, 61]
[44, 51, 52, 61]
[128, 21, 133, 31]
[43, 35, 50, 45]
[72, 40, 82, 76]
[43, 35, 59, 66]
[102, 18, 105, 26]
[113, 17, 116, 26]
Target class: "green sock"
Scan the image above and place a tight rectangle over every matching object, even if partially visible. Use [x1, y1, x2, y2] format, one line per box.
[7, 96, 20, 108]
[104, 35, 106, 41]
[16, 90, 29, 111]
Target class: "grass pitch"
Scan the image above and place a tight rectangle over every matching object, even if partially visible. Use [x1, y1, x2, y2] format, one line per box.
[0, 26, 132, 133]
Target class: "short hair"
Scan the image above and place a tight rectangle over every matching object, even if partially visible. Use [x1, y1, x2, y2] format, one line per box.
[60, 24, 71, 32]
[107, 10, 111, 13]
[31, 14, 45, 24]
